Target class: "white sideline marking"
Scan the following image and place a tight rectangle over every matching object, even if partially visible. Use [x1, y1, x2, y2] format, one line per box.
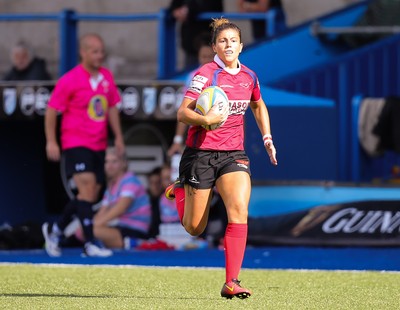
[0, 262, 399, 274]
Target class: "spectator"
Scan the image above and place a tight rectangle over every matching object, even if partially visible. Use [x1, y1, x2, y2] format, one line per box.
[3, 41, 52, 81]
[42, 33, 125, 257]
[168, 0, 223, 69]
[146, 166, 163, 238]
[192, 34, 216, 73]
[237, 0, 282, 40]
[159, 163, 180, 223]
[92, 147, 152, 249]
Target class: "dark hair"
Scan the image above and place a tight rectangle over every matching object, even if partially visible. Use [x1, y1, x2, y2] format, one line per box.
[148, 166, 162, 177]
[210, 18, 242, 44]
[193, 32, 212, 50]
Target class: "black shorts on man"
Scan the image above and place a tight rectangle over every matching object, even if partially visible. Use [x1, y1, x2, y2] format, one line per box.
[63, 147, 106, 184]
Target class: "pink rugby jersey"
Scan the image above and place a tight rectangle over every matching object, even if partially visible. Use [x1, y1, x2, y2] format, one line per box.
[185, 55, 261, 151]
[48, 64, 121, 151]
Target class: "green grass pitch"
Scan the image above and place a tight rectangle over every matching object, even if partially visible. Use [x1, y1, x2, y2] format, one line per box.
[1, 264, 399, 309]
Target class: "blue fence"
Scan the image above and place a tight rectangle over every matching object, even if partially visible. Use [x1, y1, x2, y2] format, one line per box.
[0, 8, 285, 79]
[269, 34, 400, 181]
[239, 2, 368, 85]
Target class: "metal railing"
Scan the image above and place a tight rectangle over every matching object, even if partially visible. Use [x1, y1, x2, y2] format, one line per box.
[311, 21, 400, 36]
[0, 8, 285, 79]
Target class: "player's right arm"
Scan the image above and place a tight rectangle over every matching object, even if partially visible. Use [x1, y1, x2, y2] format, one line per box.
[45, 73, 71, 162]
[177, 97, 224, 127]
[44, 106, 60, 162]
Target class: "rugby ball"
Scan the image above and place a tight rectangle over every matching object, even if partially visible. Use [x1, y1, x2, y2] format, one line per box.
[195, 86, 229, 130]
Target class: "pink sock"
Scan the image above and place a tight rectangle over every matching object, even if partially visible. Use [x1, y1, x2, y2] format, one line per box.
[175, 187, 185, 223]
[224, 223, 248, 283]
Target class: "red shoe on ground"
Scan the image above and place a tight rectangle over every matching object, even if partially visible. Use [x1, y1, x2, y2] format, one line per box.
[220, 279, 252, 299]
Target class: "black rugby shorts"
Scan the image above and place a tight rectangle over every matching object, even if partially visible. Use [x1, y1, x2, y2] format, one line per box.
[179, 147, 251, 189]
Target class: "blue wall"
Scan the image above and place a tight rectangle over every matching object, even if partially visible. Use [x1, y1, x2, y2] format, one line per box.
[0, 121, 48, 224]
[246, 87, 337, 181]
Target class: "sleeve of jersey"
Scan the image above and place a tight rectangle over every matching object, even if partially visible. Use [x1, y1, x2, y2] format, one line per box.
[119, 181, 137, 199]
[185, 67, 210, 101]
[251, 77, 262, 102]
[106, 71, 121, 107]
[47, 75, 70, 112]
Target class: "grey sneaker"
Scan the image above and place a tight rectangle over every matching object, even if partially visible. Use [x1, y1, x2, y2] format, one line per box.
[83, 242, 113, 257]
[42, 222, 61, 257]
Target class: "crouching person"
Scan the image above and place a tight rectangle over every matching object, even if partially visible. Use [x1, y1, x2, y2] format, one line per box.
[93, 147, 152, 249]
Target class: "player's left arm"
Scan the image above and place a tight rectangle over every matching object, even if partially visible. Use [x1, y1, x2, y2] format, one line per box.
[108, 106, 125, 156]
[250, 98, 278, 166]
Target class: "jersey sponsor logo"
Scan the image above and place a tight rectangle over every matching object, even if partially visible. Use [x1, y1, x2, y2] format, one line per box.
[88, 95, 107, 121]
[188, 80, 204, 94]
[75, 163, 86, 171]
[192, 74, 208, 83]
[189, 175, 200, 184]
[219, 84, 234, 89]
[235, 159, 249, 170]
[229, 100, 250, 115]
[240, 82, 252, 89]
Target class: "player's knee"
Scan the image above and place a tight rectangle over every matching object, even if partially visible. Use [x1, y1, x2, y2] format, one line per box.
[227, 204, 248, 222]
[183, 220, 205, 236]
[77, 187, 99, 202]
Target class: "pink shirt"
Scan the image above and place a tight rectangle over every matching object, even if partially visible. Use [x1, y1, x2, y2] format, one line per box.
[185, 56, 261, 151]
[48, 65, 120, 151]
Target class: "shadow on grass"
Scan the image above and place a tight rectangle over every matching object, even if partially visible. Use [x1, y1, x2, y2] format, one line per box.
[0, 293, 214, 300]
[1, 293, 116, 298]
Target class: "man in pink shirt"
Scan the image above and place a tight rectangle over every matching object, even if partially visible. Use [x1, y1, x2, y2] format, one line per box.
[42, 33, 125, 257]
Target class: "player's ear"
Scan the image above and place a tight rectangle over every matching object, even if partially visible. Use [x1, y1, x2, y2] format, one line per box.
[239, 43, 243, 53]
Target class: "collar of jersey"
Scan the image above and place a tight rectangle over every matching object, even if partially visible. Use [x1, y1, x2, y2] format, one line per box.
[214, 55, 241, 75]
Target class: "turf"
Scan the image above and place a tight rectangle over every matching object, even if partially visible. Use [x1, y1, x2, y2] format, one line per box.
[0, 264, 399, 309]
